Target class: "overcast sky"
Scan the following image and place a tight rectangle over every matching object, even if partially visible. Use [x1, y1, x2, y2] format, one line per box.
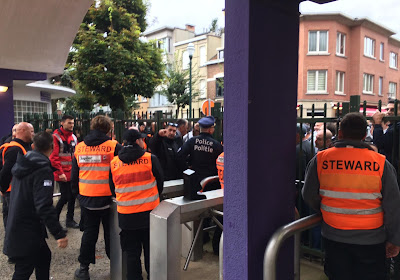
[146, 0, 400, 38]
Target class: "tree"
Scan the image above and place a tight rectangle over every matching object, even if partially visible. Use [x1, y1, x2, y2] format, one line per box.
[67, 0, 164, 111]
[162, 57, 199, 117]
[209, 18, 218, 32]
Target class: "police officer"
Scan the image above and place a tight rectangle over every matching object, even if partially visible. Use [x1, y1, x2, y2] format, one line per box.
[72, 115, 121, 280]
[110, 129, 163, 280]
[302, 113, 400, 280]
[177, 116, 223, 191]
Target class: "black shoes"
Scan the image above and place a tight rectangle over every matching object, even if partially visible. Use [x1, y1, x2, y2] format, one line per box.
[74, 264, 90, 280]
[66, 220, 80, 229]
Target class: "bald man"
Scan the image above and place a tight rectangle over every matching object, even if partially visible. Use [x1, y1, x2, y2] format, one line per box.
[0, 122, 34, 228]
[315, 129, 333, 151]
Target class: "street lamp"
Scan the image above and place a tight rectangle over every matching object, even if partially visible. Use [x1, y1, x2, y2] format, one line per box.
[187, 43, 195, 119]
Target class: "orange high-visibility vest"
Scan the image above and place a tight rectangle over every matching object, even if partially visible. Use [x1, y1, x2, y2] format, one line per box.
[0, 141, 27, 192]
[74, 140, 118, 197]
[216, 152, 224, 189]
[110, 152, 159, 214]
[317, 147, 386, 230]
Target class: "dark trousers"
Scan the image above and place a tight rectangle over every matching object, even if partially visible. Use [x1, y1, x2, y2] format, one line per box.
[120, 228, 150, 280]
[55, 181, 77, 222]
[12, 240, 51, 280]
[2, 192, 10, 229]
[78, 207, 110, 265]
[323, 237, 386, 280]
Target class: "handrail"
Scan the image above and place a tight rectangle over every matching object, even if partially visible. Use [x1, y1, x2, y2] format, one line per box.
[263, 214, 322, 280]
[200, 175, 219, 190]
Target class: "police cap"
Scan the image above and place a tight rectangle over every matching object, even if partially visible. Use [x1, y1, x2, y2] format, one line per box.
[198, 116, 215, 128]
[123, 129, 146, 144]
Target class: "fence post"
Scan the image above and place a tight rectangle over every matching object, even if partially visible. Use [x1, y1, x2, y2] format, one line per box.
[82, 111, 91, 138]
[155, 110, 163, 132]
[342, 102, 350, 116]
[350, 95, 360, 113]
[212, 103, 223, 143]
[114, 109, 124, 143]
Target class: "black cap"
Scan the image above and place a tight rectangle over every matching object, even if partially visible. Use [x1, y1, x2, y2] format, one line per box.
[123, 129, 146, 144]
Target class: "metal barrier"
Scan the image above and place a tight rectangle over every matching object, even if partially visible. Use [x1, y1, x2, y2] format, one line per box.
[150, 189, 223, 280]
[263, 214, 322, 280]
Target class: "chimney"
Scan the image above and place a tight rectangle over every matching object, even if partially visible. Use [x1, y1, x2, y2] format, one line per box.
[185, 24, 195, 33]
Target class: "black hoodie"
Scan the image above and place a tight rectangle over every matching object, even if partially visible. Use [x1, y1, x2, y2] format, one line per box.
[112, 144, 164, 230]
[3, 151, 66, 258]
[71, 130, 122, 209]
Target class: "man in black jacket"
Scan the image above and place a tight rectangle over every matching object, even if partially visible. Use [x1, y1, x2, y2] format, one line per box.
[149, 123, 185, 180]
[0, 122, 34, 228]
[72, 115, 122, 280]
[4, 131, 68, 280]
[111, 129, 164, 280]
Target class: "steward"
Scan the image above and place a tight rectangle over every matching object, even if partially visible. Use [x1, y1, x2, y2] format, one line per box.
[303, 112, 400, 280]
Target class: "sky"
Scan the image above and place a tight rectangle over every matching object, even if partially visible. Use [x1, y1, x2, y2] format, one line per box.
[146, 0, 400, 38]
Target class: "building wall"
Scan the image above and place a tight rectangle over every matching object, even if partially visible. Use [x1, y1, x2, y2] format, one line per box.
[207, 62, 224, 103]
[298, 16, 400, 116]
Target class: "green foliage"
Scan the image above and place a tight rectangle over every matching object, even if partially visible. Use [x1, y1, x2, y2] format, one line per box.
[210, 18, 218, 32]
[66, 0, 163, 111]
[162, 57, 199, 115]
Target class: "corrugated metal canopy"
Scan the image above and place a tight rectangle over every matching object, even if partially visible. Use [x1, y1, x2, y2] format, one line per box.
[0, 0, 93, 75]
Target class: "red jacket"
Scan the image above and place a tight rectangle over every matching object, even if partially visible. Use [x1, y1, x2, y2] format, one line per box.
[49, 127, 77, 182]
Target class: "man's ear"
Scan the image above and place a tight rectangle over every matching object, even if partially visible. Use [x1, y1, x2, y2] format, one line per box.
[338, 130, 343, 140]
[31, 144, 35, 150]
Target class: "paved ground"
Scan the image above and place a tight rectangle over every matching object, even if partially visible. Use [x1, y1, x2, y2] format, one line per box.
[0, 199, 325, 280]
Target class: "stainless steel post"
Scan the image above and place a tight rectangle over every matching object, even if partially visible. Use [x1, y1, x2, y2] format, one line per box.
[219, 233, 223, 280]
[110, 200, 124, 280]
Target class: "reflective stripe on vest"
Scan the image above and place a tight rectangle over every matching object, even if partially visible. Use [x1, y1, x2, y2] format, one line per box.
[53, 133, 76, 170]
[111, 152, 159, 214]
[216, 152, 224, 189]
[317, 147, 385, 230]
[0, 141, 27, 192]
[75, 140, 117, 197]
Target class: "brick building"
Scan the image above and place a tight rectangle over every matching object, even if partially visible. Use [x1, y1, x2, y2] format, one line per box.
[298, 14, 400, 117]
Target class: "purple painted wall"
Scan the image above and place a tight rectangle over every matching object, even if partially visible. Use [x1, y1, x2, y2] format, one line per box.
[0, 69, 46, 137]
[224, 1, 300, 279]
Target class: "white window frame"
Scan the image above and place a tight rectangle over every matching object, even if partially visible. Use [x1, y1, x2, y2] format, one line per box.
[379, 77, 383, 96]
[199, 46, 206, 66]
[182, 50, 189, 70]
[380, 43, 384, 61]
[335, 71, 345, 94]
[390, 52, 398, 69]
[364, 37, 375, 58]
[308, 31, 329, 54]
[363, 73, 374, 94]
[307, 70, 328, 94]
[336, 32, 346, 56]
[389, 82, 397, 99]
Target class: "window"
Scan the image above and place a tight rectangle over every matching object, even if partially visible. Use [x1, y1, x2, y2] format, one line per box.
[307, 70, 327, 93]
[308, 31, 328, 53]
[218, 50, 224, 59]
[363, 73, 374, 94]
[335, 71, 345, 94]
[199, 79, 206, 98]
[216, 78, 224, 97]
[336, 32, 346, 56]
[380, 43, 384, 61]
[389, 82, 397, 99]
[379, 77, 383, 96]
[182, 50, 189, 70]
[364, 37, 375, 58]
[306, 109, 325, 117]
[200, 46, 206, 66]
[157, 37, 171, 53]
[13, 100, 48, 123]
[149, 93, 169, 107]
[390, 52, 398, 69]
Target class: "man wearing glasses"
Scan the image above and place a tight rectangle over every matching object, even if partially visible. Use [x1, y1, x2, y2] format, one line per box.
[149, 122, 185, 181]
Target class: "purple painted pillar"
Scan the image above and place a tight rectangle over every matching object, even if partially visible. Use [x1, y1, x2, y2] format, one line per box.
[224, 1, 300, 279]
[0, 69, 46, 137]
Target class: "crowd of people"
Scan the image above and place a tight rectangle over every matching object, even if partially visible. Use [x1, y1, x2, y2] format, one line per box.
[0, 114, 224, 280]
[297, 103, 400, 280]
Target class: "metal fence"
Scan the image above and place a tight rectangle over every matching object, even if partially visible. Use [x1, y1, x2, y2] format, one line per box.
[23, 103, 224, 143]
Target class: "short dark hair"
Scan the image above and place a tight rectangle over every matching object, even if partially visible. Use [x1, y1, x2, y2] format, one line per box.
[33, 132, 53, 153]
[176, 119, 187, 127]
[326, 122, 337, 136]
[90, 115, 112, 134]
[340, 113, 367, 140]
[61, 115, 74, 121]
